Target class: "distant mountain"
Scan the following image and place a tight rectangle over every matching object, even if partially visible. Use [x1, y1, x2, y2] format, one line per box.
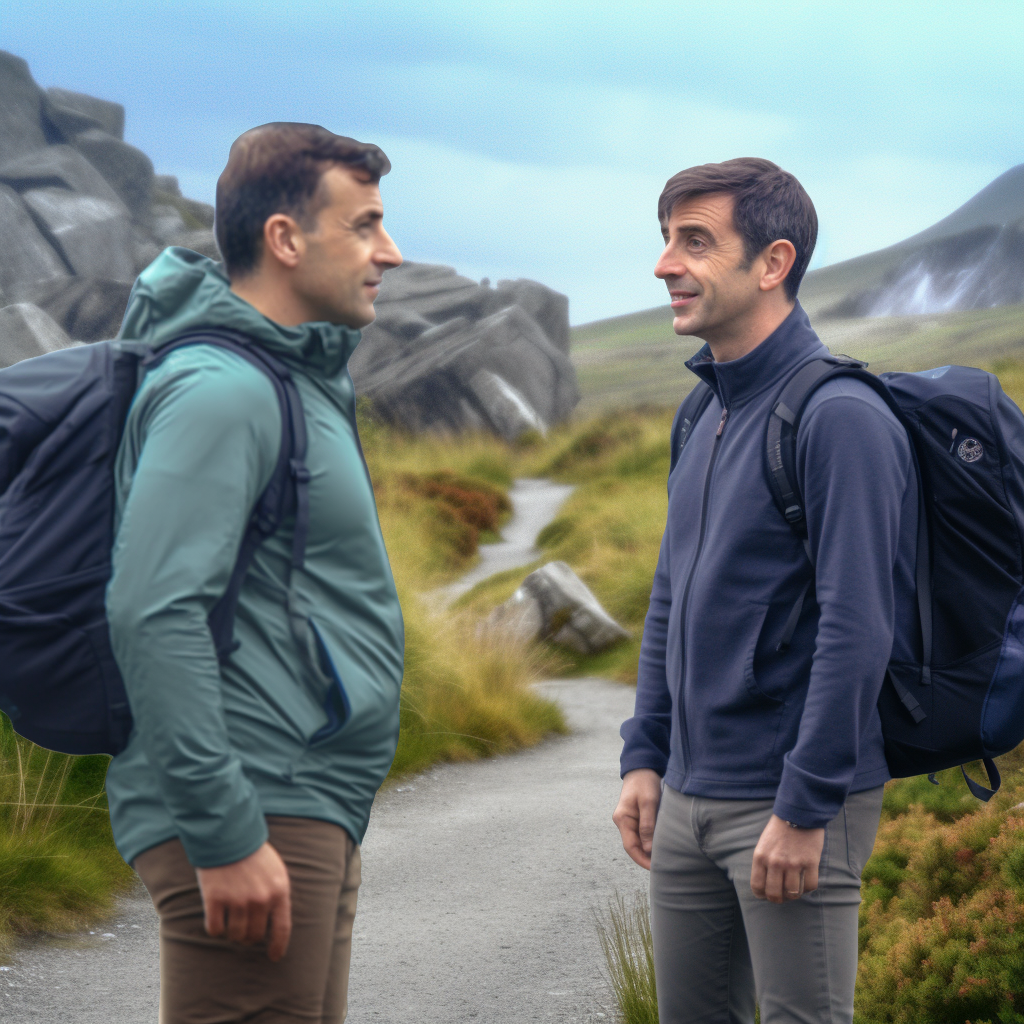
[800, 164, 1024, 319]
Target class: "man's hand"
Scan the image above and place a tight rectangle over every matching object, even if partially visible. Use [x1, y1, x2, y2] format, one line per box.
[195, 841, 292, 961]
[613, 769, 663, 870]
[750, 814, 825, 904]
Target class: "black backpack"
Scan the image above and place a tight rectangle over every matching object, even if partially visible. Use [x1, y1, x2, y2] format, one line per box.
[0, 329, 311, 755]
[671, 357, 1024, 800]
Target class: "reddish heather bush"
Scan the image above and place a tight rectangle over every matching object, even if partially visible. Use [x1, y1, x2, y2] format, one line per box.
[399, 471, 512, 557]
[856, 802, 1024, 1024]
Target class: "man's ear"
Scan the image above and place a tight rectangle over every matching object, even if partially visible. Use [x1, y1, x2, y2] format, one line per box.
[261, 213, 305, 271]
[758, 239, 797, 293]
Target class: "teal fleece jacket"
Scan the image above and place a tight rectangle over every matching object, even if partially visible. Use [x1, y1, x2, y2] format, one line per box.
[104, 248, 405, 868]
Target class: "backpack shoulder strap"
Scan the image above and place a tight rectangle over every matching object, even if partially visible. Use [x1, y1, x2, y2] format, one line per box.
[142, 328, 310, 661]
[766, 355, 934, 720]
[765, 356, 895, 538]
[670, 381, 716, 474]
[767, 357, 882, 651]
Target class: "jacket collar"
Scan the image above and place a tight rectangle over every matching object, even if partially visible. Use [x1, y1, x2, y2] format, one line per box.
[685, 302, 828, 409]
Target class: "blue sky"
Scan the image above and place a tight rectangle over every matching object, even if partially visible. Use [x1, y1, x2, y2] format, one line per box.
[5, 1, 1023, 323]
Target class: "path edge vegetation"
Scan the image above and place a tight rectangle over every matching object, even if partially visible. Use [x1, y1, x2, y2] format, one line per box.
[5, 358, 1024, 1001]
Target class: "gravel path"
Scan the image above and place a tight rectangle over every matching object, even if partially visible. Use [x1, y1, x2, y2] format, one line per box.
[2, 478, 643, 1023]
[348, 677, 640, 1023]
[430, 477, 575, 607]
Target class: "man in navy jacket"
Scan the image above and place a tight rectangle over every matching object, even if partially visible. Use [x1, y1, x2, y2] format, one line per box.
[614, 159, 918, 1024]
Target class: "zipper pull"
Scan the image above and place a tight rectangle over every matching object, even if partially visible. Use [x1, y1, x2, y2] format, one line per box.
[716, 408, 730, 437]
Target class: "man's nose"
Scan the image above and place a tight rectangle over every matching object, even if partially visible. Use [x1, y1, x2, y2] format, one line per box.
[654, 245, 682, 280]
[376, 228, 402, 270]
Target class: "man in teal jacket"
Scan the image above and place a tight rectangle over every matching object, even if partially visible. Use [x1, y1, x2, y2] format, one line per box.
[104, 122, 404, 1023]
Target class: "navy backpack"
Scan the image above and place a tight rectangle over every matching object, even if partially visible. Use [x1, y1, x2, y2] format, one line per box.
[672, 357, 1024, 800]
[0, 329, 310, 756]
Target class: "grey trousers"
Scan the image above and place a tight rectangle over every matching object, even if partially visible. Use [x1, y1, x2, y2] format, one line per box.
[649, 785, 884, 1024]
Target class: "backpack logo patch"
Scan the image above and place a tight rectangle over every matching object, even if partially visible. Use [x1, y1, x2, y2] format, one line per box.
[958, 438, 984, 463]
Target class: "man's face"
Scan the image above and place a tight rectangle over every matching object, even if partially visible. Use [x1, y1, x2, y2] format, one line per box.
[654, 192, 762, 341]
[292, 165, 402, 328]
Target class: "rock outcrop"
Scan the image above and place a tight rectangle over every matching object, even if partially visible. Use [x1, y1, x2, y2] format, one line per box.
[0, 49, 216, 350]
[486, 561, 630, 654]
[0, 51, 580, 438]
[351, 263, 579, 439]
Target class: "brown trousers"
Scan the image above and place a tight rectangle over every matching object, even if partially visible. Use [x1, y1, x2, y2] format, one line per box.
[134, 816, 361, 1024]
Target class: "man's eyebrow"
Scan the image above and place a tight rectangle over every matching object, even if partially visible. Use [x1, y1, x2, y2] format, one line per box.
[353, 208, 384, 223]
[671, 221, 714, 236]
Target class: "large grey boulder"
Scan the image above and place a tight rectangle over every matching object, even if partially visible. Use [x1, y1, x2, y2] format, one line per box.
[461, 304, 576, 424]
[353, 315, 556, 439]
[0, 52, 218, 340]
[14, 277, 133, 341]
[44, 87, 125, 141]
[465, 370, 547, 441]
[0, 183, 71, 294]
[72, 129, 154, 221]
[0, 303, 75, 368]
[493, 278, 570, 355]
[0, 52, 47, 165]
[151, 203, 188, 244]
[21, 188, 135, 281]
[486, 561, 631, 654]
[0, 144, 126, 205]
[351, 261, 578, 439]
[153, 175, 215, 228]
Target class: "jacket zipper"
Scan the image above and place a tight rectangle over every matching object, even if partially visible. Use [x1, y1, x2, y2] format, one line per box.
[676, 406, 729, 773]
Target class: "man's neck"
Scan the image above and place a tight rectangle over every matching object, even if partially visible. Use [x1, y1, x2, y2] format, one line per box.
[230, 272, 315, 328]
[703, 299, 795, 364]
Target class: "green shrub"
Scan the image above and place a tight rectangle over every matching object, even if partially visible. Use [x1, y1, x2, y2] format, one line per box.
[856, 764, 1024, 1024]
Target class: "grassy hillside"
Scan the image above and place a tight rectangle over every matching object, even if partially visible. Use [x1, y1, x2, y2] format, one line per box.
[571, 303, 1024, 412]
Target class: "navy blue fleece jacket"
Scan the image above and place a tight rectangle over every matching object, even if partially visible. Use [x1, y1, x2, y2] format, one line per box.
[619, 303, 919, 827]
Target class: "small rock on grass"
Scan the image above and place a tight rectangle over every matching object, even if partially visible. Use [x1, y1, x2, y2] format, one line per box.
[487, 561, 630, 655]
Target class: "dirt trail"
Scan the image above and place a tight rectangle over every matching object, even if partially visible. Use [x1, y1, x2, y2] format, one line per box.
[430, 477, 575, 608]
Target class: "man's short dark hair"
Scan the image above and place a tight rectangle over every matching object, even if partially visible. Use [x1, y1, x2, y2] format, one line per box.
[215, 122, 391, 277]
[658, 158, 817, 300]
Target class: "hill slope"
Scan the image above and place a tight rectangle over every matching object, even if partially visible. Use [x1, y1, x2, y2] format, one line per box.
[801, 163, 1024, 320]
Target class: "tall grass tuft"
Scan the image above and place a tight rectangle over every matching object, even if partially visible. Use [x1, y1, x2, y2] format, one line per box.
[0, 721, 134, 957]
[387, 587, 566, 780]
[596, 890, 659, 1024]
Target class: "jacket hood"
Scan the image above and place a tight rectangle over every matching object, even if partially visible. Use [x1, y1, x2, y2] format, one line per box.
[118, 247, 362, 377]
